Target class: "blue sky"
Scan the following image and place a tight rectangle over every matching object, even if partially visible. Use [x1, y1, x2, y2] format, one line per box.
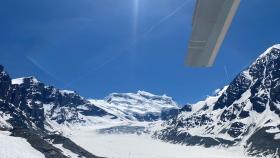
[0, 0, 280, 105]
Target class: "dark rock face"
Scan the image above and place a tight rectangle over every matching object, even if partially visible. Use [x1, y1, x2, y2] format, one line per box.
[11, 128, 103, 158]
[180, 104, 192, 112]
[161, 108, 180, 120]
[97, 125, 147, 135]
[154, 46, 280, 157]
[227, 122, 245, 138]
[130, 108, 180, 122]
[153, 127, 235, 148]
[0, 66, 109, 158]
[11, 128, 69, 158]
[45, 134, 104, 158]
[132, 113, 161, 121]
[214, 73, 251, 110]
[246, 126, 280, 157]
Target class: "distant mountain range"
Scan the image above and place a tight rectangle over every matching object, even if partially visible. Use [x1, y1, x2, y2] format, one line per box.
[0, 45, 280, 158]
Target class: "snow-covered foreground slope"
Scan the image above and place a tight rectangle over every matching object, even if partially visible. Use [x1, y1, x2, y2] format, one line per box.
[0, 131, 44, 158]
[68, 128, 252, 158]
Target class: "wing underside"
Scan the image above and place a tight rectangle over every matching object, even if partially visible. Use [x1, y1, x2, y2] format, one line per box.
[186, 0, 240, 67]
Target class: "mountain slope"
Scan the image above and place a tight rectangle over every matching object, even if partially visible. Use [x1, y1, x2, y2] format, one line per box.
[154, 44, 280, 157]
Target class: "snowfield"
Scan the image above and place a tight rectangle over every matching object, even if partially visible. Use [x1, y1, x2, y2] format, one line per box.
[68, 127, 253, 158]
[0, 131, 44, 158]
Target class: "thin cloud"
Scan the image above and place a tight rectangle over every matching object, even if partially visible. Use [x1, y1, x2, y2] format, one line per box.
[64, 40, 138, 88]
[224, 65, 229, 82]
[143, 0, 190, 36]
[25, 55, 65, 85]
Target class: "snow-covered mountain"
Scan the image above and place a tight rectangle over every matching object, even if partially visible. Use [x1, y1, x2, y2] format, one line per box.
[1, 44, 280, 158]
[0, 65, 180, 158]
[154, 44, 280, 157]
[89, 91, 179, 121]
[9, 76, 118, 129]
[0, 67, 113, 158]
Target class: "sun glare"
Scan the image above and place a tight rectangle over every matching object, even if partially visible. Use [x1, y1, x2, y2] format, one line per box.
[133, 0, 139, 39]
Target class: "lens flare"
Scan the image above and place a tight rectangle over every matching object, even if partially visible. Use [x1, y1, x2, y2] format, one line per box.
[133, 0, 139, 40]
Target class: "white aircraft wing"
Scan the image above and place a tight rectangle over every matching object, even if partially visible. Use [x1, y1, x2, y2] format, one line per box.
[186, 0, 240, 67]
